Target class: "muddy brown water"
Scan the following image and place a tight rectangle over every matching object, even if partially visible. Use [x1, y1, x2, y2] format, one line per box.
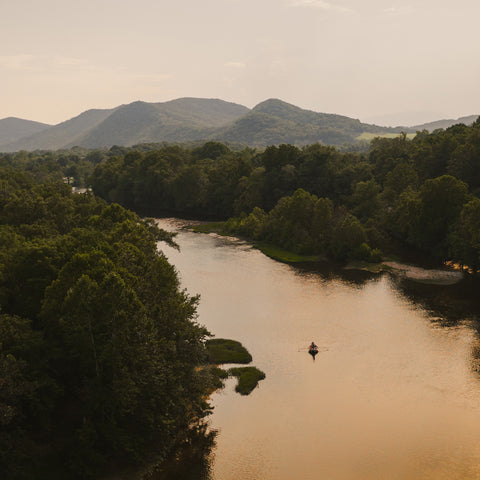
[154, 218, 480, 480]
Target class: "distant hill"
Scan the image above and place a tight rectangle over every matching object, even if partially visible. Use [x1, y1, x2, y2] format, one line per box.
[214, 99, 398, 147]
[1, 97, 478, 152]
[0, 98, 249, 152]
[0, 117, 51, 145]
[76, 98, 250, 148]
[411, 115, 479, 132]
[1, 108, 116, 152]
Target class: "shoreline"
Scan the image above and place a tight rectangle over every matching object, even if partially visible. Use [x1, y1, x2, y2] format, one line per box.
[185, 221, 465, 286]
[345, 260, 464, 285]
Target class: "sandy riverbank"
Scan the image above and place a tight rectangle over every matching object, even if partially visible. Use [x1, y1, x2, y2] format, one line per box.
[349, 260, 464, 285]
[381, 261, 464, 285]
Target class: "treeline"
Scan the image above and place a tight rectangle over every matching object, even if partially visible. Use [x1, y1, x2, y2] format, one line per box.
[3, 119, 480, 267]
[223, 190, 382, 263]
[0, 169, 213, 478]
[0, 147, 108, 187]
[88, 120, 480, 268]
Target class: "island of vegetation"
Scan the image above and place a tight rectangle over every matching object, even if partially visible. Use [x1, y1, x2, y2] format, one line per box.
[228, 367, 267, 396]
[206, 338, 253, 364]
[205, 339, 266, 396]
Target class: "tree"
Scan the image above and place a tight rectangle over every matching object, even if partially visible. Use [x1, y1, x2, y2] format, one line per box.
[261, 189, 333, 254]
[449, 198, 480, 270]
[416, 175, 469, 255]
[329, 211, 367, 262]
[0, 171, 212, 478]
[350, 179, 381, 220]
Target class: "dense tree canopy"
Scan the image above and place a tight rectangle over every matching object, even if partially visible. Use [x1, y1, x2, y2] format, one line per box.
[2, 116, 480, 269]
[0, 170, 212, 479]
[86, 120, 480, 267]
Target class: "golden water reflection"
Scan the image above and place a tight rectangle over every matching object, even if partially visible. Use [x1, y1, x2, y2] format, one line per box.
[156, 219, 480, 480]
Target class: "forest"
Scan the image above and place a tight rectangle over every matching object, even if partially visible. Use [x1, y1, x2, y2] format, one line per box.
[0, 169, 215, 478]
[85, 119, 480, 268]
[1, 117, 480, 477]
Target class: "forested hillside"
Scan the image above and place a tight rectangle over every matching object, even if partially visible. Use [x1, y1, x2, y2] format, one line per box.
[213, 99, 398, 147]
[411, 115, 480, 132]
[88, 118, 480, 268]
[0, 98, 249, 152]
[0, 170, 213, 478]
[1, 98, 411, 152]
[0, 118, 51, 145]
[0, 108, 117, 152]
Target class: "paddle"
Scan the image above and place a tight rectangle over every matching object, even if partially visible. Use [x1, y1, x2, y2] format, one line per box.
[297, 347, 328, 352]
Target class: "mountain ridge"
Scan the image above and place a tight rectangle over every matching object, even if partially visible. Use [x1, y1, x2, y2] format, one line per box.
[0, 117, 51, 145]
[410, 115, 479, 132]
[1, 98, 478, 152]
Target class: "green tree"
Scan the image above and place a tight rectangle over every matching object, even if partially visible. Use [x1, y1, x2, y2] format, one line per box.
[350, 179, 381, 220]
[329, 211, 367, 262]
[449, 198, 480, 270]
[261, 189, 333, 254]
[416, 175, 469, 254]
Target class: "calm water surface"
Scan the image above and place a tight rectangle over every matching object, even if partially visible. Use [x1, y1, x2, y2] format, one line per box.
[156, 218, 480, 480]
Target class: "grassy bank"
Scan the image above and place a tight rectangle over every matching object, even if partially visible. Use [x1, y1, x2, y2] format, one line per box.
[190, 222, 464, 285]
[254, 242, 324, 263]
[205, 339, 266, 395]
[228, 367, 266, 395]
[189, 223, 324, 263]
[206, 339, 253, 364]
[190, 222, 226, 234]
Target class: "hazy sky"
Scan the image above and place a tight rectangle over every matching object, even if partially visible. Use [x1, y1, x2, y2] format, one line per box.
[2, 0, 480, 126]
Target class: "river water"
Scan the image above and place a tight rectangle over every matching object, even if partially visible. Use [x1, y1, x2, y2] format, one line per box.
[155, 218, 480, 480]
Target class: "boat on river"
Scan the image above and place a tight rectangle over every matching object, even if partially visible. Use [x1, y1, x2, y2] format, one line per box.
[308, 346, 319, 357]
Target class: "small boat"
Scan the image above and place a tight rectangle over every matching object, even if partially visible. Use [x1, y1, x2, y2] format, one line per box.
[308, 346, 319, 357]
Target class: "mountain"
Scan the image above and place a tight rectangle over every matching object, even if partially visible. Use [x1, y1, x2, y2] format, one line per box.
[1, 108, 117, 152]
[0, 98, 249, 152]
[1, 97, 477, 152]
[214, 99, 397, 147]
[363, 111, 445, 128]
[76, 98, 250, 148]
[411, 115, 479, 132]
[0, 117, 51, 145]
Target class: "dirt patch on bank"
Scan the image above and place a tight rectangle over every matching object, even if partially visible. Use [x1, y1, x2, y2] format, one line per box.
[382, 261, 464, 285]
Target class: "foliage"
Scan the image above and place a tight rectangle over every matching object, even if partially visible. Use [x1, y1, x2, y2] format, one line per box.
[228, 367, 266, 395]
[4, 114, 480, 272]
[208, 367, 230, 390]
[0, 170, 211, 478]
[254, 243, 324, 263]
[144, 422, 217, 480]
[205, 339, 253, 364]
[449, 197, 480, 270]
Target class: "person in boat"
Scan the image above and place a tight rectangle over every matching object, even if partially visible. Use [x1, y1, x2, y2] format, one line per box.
[309, 341, 318, 351]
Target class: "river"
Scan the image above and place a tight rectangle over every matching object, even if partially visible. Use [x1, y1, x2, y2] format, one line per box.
[154, 218, 480, 480]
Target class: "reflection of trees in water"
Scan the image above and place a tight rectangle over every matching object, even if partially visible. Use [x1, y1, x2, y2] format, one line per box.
[145, 423, 217, 480]
[393, 274, 480, 381]
[296, 262, 480, 381]
[394, 275, 480, 325]
[293, 261, 376, 288]
[469, 344, 480, 378]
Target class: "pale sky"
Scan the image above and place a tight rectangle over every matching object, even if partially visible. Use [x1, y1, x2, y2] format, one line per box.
[1, 0, 480, 126]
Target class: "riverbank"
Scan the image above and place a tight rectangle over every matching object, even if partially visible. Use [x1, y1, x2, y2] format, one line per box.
[189, 223, 325, 263]
[187, 221, 464, 285]
[345, 260, 464, 285]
